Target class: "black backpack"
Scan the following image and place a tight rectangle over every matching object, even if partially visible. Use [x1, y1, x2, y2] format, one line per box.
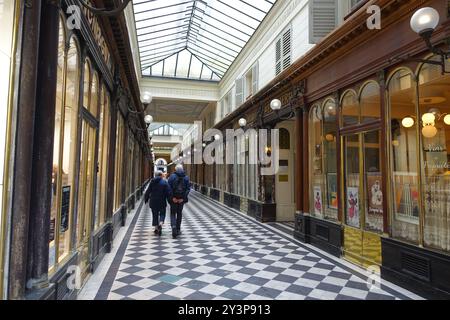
[173, 176, 186, 198]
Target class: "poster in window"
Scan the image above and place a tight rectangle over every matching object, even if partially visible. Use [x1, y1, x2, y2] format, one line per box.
[366, 174, 383, 232]
[60, 186, 70, 232]
[327, 173, 338, 210]
[313, 186, 323, 216]
[346, 187, 360, 228]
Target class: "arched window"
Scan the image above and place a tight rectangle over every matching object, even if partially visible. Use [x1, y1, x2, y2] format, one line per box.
[388, 68, 419, 245]
[279, 128, 290, 150]
[90, 71, 99, 117]
[418, 57, 450, 252]
[49, 19, 81, 269]
[95, 84, 111, 229]
[341, 90, 358, 126]
[83, 59, 91, 109]
[309, 105, 324, 218]
[360, 81, 381, 123]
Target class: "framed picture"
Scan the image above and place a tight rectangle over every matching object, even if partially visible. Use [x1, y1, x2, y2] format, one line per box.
[346, 186, 360, 228]
[327, 173, 338, 210]
[313, 186, 323, 216]
[366, 174, 383, 232]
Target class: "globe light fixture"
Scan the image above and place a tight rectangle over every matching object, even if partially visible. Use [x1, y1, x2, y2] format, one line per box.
[141, 91, 152, 104]
[444, 114, 450, 126]
[410, 7, 440, 35]
[422, 112, 435, 125]
[270, 99, 282, 111]
[144, 115, 153, 125]
[422, 125, 438, 138]
[214, 134, 221, 141]
[239, 118, 247, 127]
[402, 117, 415, 128]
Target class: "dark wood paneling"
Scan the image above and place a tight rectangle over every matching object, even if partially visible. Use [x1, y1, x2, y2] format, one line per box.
[381, 238, 450, 300]
[294, 215, 343, 257]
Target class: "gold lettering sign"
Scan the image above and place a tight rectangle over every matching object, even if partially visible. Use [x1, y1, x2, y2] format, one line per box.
[82, 1, 113, 74]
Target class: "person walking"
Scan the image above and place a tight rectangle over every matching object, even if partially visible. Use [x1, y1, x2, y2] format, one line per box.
[167, 164, 191, 239]
[144, 171, 169, 236]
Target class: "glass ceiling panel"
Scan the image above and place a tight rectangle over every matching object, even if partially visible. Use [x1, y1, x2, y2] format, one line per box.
[133, 0, 276, 81]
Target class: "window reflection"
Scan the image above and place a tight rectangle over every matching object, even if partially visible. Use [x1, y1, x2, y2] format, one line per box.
[418, 58, 450, 252]
[49, 20, 80, 269]
[389, 69, 419, 244]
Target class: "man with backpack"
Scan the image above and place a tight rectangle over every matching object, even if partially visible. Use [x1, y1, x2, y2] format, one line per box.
[167, 164, 191, 239]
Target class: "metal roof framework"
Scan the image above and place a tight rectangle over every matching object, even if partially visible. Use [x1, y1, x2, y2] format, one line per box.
[132, 0, 276, 81]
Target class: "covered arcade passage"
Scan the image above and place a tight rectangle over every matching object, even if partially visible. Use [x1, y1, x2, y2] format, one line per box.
[0, 0, 449, 301]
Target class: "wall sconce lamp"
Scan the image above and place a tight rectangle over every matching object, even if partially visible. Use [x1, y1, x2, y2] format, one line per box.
[270, 99, 295, 121]
[79, 0, 133, 16]
[239, 118, 247, 128]
[410, 7, 450, 74]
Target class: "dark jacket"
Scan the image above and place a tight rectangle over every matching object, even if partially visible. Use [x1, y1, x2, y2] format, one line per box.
[144, 177, 169, 209]
[167, 171, 191, 203]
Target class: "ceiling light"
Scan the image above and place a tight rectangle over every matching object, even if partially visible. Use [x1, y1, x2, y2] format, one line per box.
[402, 117, 415, 128]
[422, 125, 438, 138]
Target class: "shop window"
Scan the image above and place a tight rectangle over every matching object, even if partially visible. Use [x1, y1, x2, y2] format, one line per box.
[49, 21, 81, 269]
[309, 101, 338, 221]
[344, 134, 360, 228]
[341, 90, 359, 126]
[90, 71, 99, 117]
[388, 69, 420, 244]
[113, 114, 125, 211]
[418, 57, 450, 252]
[95, 85, 110, 229]
[323, 100, 338, 220]
[83, 59, 91, 109]
[364, 130, 383, 233]
[361, 81, 381, 123]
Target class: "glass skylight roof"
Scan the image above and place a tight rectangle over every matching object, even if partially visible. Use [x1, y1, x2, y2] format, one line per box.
[133, 0, 276, 81]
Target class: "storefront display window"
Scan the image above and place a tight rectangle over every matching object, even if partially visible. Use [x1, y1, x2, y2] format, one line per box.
[418, 58, 450, 252]
[113, 114, 125, 211]
[49, 18, 81, 269]
[309, 100, 338, 221]
[364, 131, 383, 233]
[388, 68, 420, 244]
[95, 85, 110, 229]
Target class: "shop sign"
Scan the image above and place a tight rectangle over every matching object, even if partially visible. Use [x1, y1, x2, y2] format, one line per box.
[81, 1, 114, 74]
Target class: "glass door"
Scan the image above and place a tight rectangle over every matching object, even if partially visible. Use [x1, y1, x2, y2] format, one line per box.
[75, 119, 97, 283]
[343, 130, 383, 267]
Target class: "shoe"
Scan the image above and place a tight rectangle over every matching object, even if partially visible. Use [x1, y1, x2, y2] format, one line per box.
[154, 228, 159, 235]
[172, 229, 177, 239]
[177, 230, 182, 236]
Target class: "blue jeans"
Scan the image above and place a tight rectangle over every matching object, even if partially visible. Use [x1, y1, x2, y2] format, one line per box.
[151, 207, 166, 226]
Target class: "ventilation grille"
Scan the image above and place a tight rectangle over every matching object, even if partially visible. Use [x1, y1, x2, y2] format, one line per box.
[316, 224, 329, 241]
[401, 252, 430, 281]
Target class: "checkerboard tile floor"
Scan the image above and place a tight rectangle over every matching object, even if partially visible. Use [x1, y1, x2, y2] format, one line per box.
[97, 191, 418, 300]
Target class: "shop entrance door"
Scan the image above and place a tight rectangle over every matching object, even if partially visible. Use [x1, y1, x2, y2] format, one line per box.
[342, 130, 384, 268]
[275, 123, 296, 222]
[75, 117, 97, 283]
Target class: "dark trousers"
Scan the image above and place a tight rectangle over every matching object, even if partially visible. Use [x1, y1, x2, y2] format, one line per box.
[170, 203, 184, 231]
[151, 206, 166, 227]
